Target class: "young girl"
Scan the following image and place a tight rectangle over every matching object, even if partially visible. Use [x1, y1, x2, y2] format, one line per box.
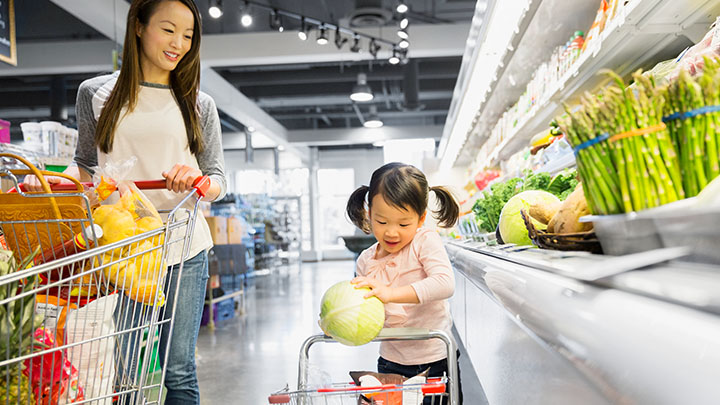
[25, 1, 225, 403]
[346, 162, 463, 404]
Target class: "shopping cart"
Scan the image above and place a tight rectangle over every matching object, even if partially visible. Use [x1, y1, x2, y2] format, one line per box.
[0, 153, 209, 404]
[269, 328, 459, 405]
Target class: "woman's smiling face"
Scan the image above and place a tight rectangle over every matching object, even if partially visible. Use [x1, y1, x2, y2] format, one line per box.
[369, 194, 426, 258]
[136, 1, 194, 83]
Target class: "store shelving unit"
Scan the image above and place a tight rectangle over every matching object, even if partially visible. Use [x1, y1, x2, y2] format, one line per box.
[447, 241, 720, 404]
[441, 0, 720, 173]
[486, 0, 720, 167]
[442, 1, 720, 402]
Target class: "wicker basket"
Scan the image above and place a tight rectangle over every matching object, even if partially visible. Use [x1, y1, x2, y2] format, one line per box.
[521, 209, 603, 254]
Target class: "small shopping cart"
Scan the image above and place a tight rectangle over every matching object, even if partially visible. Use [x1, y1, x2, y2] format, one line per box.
[269, 328, 460, 405]
[0, 153, 209, 404]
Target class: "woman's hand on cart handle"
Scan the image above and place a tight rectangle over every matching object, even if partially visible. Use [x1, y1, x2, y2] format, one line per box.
[162, 164, 203, 193]
[161, 164, 212, 198]
[20, 174, 63, 192]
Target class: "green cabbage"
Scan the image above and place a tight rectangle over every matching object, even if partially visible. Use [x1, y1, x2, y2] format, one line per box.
[499, 190, 560, 245]
[319, 281, 385, 346]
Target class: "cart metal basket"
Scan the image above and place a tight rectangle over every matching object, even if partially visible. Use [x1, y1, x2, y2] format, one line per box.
[0, 153, 209, 405]
[269, 328, 459, 405]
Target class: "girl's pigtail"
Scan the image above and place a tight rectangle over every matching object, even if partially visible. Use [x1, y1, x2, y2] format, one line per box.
[430, 186, 460, 228]
[346, 185, 372, 234]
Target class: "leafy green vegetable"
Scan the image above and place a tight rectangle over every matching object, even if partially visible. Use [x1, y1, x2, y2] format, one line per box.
[319, 281, 385, 346]
[471, 169, 578, 233]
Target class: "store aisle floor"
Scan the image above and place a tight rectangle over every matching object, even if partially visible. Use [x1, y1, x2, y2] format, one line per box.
[196, 260, 486, 404]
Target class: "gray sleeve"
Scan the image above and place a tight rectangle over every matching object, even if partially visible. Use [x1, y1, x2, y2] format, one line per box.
[73, 79, 99, 175]
[197, 93, 227, 201]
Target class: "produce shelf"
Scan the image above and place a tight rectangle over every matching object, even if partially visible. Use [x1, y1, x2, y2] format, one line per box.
[445, 0, 720, 171]
[486, 0, 720, 167]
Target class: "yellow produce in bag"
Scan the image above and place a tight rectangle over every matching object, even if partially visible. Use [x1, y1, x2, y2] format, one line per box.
[92, 182, 166, 306]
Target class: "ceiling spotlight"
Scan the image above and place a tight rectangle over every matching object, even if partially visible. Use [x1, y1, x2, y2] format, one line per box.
[400, 17, 409, 29]
[270, 9, 284, 32]
[246, 126, 256, 133]
[298, 17, 308, 40]
[398, 38, 409, 49]
[208, 0, 223, 19]
[350, 35, 361, 53]
[364, 105, 383, 128]
[350, 73, 374, 102]
[317, 25, 328, 45]
[369, 39, 381, 58]
[334, 26, 348, 49]
[396, 1, 409, 14]
[240, 3, 253, 27]
[397, 28, 409, 39]
[388, 49, 400, 65]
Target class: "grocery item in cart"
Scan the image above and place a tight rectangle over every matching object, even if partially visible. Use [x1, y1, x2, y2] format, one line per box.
[64, 295, 117, 404]
[319, 280, 385, 346]
[350, 368, 429, 405]
[0, 249, 43, 404]
[23, 328, 85, 404]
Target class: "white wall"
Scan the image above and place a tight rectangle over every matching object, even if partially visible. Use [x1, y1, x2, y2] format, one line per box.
[318, 148, 384, 190]
[224, 149, 304, 173]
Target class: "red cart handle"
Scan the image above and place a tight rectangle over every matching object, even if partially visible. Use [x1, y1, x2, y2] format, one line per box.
[11, 176, 211, 197]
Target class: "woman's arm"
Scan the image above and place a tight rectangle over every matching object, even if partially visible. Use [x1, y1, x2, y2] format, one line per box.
[194, 94, 227, 202]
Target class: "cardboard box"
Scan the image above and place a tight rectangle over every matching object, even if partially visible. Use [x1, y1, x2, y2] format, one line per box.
[205, 216, 228, 245]
[227, 216, 245, 245]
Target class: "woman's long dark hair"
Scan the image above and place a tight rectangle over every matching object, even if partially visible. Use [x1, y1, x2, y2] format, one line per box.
[346, 162, 460, 234]
[95, 0, 204, 155]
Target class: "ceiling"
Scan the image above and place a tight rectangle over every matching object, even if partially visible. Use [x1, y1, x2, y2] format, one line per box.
[1, 0, 479, 151]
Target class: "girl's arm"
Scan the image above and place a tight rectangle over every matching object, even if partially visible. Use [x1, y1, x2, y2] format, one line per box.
[409, 231, 454, 303]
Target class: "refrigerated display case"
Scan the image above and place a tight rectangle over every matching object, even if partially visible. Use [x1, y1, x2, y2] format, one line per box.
[440, 0, 720, 403]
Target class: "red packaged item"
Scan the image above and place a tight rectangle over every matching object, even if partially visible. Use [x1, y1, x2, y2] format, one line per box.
[23, 328, 85, 405]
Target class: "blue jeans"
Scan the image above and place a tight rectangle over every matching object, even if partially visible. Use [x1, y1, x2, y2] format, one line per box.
[114, 251, 209, 404]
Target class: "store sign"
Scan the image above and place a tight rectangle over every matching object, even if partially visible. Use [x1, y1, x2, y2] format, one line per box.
[0, 0, 16, 66]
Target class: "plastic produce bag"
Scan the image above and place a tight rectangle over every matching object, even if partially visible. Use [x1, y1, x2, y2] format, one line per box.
[64, 295, 117, 405]
[23, 328, 85, 405]
[670, 17, 720, 79]
[90, 159, 166, 306]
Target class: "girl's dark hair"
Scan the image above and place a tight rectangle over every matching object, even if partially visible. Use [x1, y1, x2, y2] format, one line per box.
[346, 162, 460, 234]
[96, 0, 204, 155]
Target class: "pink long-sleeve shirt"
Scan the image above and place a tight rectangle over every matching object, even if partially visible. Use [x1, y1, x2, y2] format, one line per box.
[356, 228, 455, 365]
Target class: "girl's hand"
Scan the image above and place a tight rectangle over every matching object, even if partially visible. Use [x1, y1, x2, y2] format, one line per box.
[162, 164, 202, 193]
[352, 277, 394, 303]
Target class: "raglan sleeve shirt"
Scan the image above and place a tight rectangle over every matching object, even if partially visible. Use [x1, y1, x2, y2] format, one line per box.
[355, 228, 455, 365]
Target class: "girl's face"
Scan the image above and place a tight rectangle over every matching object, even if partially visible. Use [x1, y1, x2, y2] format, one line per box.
[369, 194, 426, 259]
[136, 1, 194, 83]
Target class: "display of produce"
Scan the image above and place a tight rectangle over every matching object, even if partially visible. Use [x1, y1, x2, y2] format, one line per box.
[498, 190, 560, 246]
[471, 169, 578, 233]
[558, 61, 720, 215]
[318, 280, 385, 346]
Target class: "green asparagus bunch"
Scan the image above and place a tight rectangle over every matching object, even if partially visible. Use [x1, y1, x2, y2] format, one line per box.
[662, 57, 720, 197]
[558, 70, 684, 214]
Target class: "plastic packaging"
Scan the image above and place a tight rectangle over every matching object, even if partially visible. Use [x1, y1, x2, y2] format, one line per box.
[670, 16, 720, 79]
[23, 328, 85, 404]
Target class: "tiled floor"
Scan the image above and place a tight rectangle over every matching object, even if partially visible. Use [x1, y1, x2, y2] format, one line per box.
[196, 260, 486, 404]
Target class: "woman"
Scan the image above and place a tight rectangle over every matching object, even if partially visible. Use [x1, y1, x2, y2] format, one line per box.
[25, 1, 225, 403]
